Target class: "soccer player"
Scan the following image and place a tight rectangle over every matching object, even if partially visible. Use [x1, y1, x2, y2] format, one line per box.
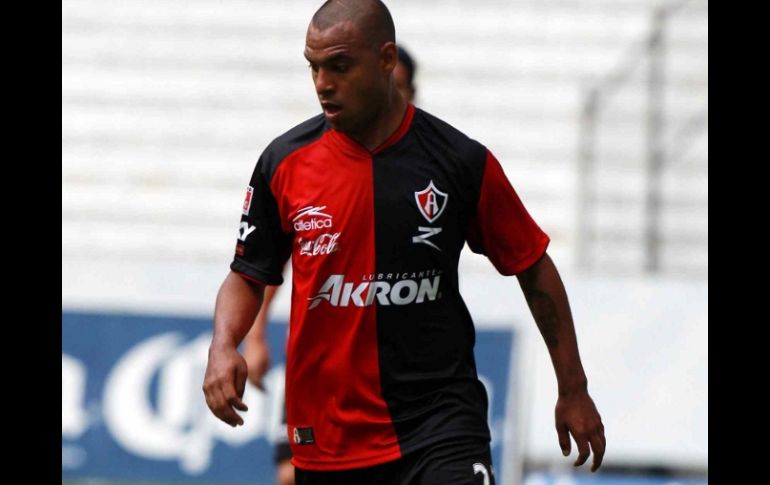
[203, 1, 606, 484]
[242, 45, 421, 485]
[394, 46, 417, 105]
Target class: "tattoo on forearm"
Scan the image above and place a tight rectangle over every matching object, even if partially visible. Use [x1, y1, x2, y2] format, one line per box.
[524, 288, 560, 348]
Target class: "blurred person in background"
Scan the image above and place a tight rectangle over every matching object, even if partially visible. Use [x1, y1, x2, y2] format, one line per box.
[242, 45, 420, 485]
[394, 46, 417, 104]
[204, 1, 605, 484]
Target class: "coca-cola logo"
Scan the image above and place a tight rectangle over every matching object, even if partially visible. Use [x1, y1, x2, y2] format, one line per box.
[298, 232, 341, 256]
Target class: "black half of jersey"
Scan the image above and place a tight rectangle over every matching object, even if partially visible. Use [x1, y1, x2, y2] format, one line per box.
[371, 108, 492, 452]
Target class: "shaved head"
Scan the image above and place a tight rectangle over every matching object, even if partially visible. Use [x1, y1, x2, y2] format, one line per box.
[305, 0, 404, 148]
[311, 0, 395, 49]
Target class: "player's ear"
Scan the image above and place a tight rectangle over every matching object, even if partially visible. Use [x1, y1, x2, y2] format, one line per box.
[380, 42, 398, 75]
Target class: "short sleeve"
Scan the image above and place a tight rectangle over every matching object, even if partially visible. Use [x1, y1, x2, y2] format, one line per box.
[230, 155, 291, 285]
[465, 150, 550, 275]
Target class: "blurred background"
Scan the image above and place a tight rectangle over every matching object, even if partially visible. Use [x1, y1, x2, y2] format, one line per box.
[62, 0, 707, 484]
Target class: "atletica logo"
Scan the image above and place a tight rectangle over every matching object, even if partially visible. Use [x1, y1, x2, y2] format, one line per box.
[308, 274, 441, 309]
[293, 205, 333, 232]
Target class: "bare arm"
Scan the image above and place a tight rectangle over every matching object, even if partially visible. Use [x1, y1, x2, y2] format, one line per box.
[243, 285, 280, 390]
[517, 251, 606, 472]
[202, 271, 266, 427]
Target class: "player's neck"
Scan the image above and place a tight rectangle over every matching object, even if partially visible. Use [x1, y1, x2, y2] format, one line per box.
[347, 91, 408, 152]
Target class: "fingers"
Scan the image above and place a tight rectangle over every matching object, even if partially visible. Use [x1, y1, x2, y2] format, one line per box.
[556, 422, 571, 457]
[204, 385, 245, 427]
[203, 376, 249, 427]
[230, 395, 249, 413]
[590, 423, 606, 472]
[221, 379, 249, 421]
[561, 422, 606, 472]
[555, 393, 607, 472]
[573, 435, 590, 468]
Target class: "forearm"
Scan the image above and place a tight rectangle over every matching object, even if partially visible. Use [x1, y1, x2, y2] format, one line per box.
[245, 285, 278, 342]
[212, 271, 266, 351]
[517, 252, 587, 395]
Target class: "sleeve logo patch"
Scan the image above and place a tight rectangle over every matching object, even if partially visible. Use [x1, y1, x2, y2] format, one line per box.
[242, 186, 254, 215]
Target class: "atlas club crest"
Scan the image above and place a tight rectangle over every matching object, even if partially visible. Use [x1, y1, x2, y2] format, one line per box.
[414, 180, 448, 223]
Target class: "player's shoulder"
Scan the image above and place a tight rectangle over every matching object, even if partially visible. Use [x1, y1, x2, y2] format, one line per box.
[259, 113, 329, 177]
[411, 108, 486, 162]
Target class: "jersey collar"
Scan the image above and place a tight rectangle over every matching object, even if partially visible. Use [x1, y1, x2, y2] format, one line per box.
[328, 103, 416, 158]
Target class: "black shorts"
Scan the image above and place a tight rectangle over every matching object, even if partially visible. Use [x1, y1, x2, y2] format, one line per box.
[275, 404, 293, 464]
[275, 442, 293, 463]
[294, 438, 495, 485]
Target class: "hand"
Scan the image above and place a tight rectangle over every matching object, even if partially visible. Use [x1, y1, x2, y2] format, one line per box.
[244, 337, 271, 391]
[555, 390, 606, 472]
[202, 344, 249, 427]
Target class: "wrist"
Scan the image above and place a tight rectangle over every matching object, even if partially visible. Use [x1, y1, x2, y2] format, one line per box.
[558, 377, 588, 397]
[209, 335, 240, 353]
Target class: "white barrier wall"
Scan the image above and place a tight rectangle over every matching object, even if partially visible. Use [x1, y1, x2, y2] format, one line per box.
[62, 256, 708, 471]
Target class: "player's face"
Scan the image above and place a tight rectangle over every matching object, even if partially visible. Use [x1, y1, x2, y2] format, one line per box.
[393, 62, 414, 104]
[305, 21, 392, 133]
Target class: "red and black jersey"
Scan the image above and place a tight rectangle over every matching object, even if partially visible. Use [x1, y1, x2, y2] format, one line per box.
[232, 104, 550, 471]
